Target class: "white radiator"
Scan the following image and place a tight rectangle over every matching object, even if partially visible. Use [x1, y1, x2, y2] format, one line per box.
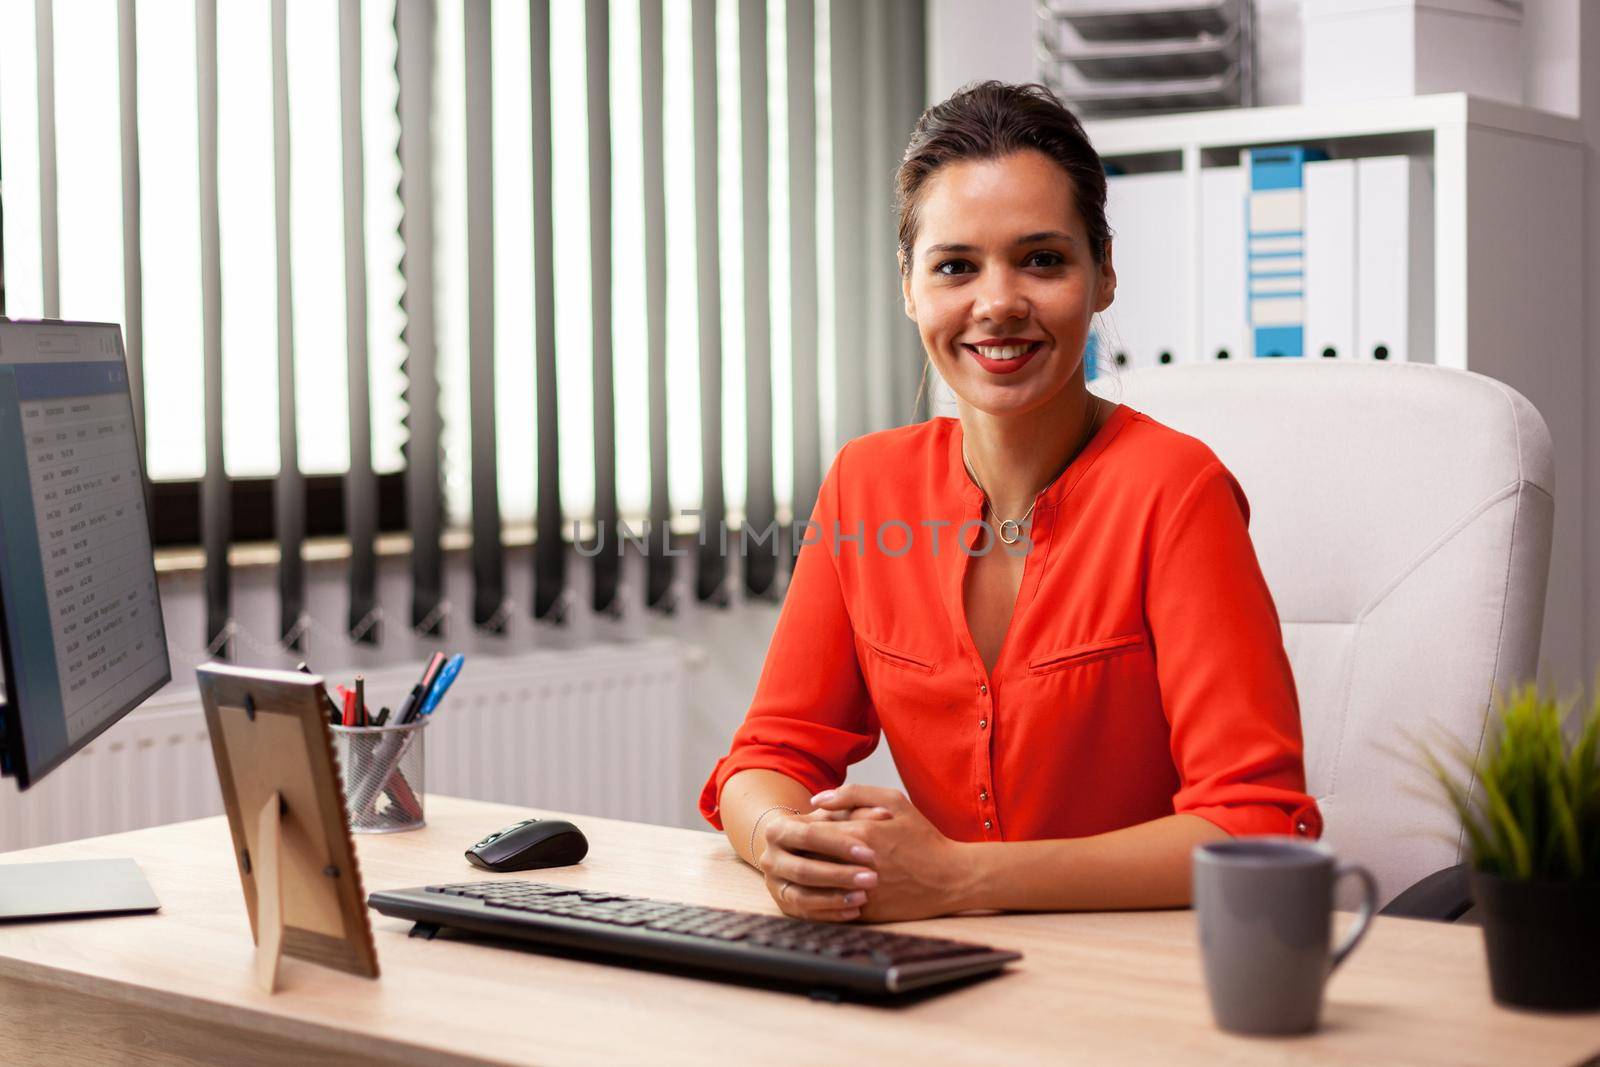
[0, 640, 692, 853]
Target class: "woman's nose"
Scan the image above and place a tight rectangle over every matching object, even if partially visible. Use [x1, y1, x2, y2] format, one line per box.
[971, 268, 1029, 325]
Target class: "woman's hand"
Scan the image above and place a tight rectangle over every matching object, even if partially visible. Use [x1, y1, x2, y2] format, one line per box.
[806, 785, 978, 922]
[756, 808, 886, 922]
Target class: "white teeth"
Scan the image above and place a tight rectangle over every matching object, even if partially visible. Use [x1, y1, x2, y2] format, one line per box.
[973, 343, 1033, 361]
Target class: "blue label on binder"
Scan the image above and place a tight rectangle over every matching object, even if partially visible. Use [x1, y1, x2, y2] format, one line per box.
[1246, 146, 1325, 360]
[1249, 146, 1323, 190]
[1253, 325, 1304, 358]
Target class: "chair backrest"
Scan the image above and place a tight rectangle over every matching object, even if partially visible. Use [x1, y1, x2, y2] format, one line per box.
[1101, 361, 1554, 904]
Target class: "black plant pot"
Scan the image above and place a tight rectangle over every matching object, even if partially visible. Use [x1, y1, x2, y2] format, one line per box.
[1470, 871, 1600, 1011]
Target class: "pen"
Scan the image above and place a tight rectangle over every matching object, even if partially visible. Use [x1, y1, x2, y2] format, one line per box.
[375, 707, 391, 727]
[395, 684, 425, 725]
[355, 674, 366, 727]
[418, 651, 447, 693]
[400, 652, 447, 723]
[417, 654, 465, 717]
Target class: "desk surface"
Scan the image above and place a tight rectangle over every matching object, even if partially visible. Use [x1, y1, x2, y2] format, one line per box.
[0, 796, 1595, 1067]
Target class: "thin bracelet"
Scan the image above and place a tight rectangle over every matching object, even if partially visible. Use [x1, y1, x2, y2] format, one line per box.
[747, 805, 799, 866]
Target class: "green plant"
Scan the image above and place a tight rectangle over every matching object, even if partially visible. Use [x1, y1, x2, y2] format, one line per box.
[1423, 682, 1600, 881]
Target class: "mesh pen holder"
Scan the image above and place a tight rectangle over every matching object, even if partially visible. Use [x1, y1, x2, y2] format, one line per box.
[330, 719, 427, 833]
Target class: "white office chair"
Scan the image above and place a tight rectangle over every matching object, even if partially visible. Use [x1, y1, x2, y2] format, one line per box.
[1099, 361, 1554, 911]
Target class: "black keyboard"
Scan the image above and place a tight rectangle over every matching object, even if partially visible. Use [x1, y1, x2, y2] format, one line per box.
[368, 880, 1022, 996]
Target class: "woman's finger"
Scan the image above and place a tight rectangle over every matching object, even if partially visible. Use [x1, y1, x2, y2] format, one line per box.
[789, 905, 861, 923]
[769, 818, 879, 867]
[766, 849, 879, 891]
[810, 784, 908, 814]
[815, 806, 894, 822]
[780, 883, 868, 912]
[768, 878, 863, 923]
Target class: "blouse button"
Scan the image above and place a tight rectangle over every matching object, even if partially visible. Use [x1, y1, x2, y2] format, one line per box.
[978, 718, 987, 730]
[978, 683, 988, 695]
[984, 820, 993, 831]
[1295, 821, 1309, 835]
[979, 790, 987, 801]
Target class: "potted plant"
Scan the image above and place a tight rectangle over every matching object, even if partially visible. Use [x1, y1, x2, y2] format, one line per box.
[1423, 681, 1600, 1011]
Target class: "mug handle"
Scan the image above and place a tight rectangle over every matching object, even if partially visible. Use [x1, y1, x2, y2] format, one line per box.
[1329, 863, 1379, 972]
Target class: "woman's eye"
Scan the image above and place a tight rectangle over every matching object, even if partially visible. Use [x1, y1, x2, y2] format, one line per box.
[934, 259, 973, 276]
[1026, 250, 1064, 268]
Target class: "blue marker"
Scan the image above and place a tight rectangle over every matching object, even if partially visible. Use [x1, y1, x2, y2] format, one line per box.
[418, 653, 465, 717]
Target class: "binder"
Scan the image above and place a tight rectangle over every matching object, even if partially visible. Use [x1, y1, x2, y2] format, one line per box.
[1356, 155, 1434, 363]
[1199, 164, 1246, 362]
[1245, 146, 1326, 358]
[1303, 158, 1357, 361]
[1104, 170, 1188, 368]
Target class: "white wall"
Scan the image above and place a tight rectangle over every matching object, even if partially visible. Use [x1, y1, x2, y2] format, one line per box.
[1253, 0, 1304, 106]
[1578, 0, 1600, 685]
[926, 0, 1037, 103]
[1525, 0, 1582, 115]
[1499, 0, 1596, 681]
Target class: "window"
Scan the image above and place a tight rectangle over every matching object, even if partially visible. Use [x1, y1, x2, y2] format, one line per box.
[1, 0, 925, 641]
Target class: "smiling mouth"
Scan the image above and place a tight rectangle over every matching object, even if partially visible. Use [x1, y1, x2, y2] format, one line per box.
[962, 341, 1045, 373]
[963, 342, 1040, 361]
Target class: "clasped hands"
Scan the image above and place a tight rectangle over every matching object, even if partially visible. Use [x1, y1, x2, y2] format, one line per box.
[756, 785, 975, 923]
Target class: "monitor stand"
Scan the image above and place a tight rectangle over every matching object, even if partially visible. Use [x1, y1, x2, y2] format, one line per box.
[0, 701, 159, 919]
[0, 857, 161, 920]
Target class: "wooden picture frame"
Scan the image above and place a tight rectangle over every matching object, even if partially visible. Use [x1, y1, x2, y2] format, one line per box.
[196, 663, 380, 991]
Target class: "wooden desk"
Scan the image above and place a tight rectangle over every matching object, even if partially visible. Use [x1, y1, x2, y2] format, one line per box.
[0, 796, 1594, 1066]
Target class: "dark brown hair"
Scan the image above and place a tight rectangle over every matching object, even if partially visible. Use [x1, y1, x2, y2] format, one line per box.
[895, 81, 1110, 276]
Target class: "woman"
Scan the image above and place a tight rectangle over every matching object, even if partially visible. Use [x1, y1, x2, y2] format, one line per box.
[700, 82, 1320, 923]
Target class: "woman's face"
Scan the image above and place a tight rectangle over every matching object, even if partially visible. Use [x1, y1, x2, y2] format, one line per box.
[902, 149, 1115, 420]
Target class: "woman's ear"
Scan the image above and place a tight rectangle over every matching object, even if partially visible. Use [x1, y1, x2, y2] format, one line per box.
[901, 259, 916, 320]
[1093, 240, 1117, 313]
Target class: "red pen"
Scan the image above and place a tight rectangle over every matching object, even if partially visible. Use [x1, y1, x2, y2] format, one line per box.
[342, 689, 357, 727]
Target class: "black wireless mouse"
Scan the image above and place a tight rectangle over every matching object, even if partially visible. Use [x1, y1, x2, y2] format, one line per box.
[465, 818, 589, 872]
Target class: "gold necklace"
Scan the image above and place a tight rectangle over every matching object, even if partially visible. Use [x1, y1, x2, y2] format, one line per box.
[961, 398, 1103, 546]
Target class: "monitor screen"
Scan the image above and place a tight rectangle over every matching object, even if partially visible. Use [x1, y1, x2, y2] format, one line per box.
[0, 320, 170, 789]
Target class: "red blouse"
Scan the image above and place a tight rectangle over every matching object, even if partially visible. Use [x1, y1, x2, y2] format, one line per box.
[700, 404, 1322, 844]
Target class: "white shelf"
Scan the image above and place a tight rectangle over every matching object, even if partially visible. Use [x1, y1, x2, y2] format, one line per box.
[1083, 92, 1583, 155]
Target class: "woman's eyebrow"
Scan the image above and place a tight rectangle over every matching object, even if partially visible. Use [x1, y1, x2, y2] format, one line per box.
[925, 231, 1077, 254]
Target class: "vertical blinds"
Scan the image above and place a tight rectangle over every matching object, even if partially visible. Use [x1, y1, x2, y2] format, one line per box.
[339, 0, 381, 645]
[196, 0, 231, 656]
[33, 0, 60, 319]
[0, 0, 927, 657]
[116, 0, 145, 442]
[530, 0, 565, 623]
[396, 0, 446, 638]
[272, 0, 308, 651]
[640, 0, 673, 611]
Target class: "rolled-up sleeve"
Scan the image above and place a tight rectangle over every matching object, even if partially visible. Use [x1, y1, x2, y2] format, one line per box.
[1145, 460, 1323, 839]
[698, 449, 880, 829]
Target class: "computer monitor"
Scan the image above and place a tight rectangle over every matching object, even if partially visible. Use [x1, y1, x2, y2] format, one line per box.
[0, 319, 170, 789]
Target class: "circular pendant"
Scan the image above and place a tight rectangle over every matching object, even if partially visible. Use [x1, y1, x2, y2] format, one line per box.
[998, 519, 1023, 545]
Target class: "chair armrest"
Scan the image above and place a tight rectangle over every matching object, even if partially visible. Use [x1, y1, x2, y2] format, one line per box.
[1378, 864, 1476, 923]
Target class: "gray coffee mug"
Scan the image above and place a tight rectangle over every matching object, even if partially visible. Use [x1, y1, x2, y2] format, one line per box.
[1193, 837, 1377, 1035]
